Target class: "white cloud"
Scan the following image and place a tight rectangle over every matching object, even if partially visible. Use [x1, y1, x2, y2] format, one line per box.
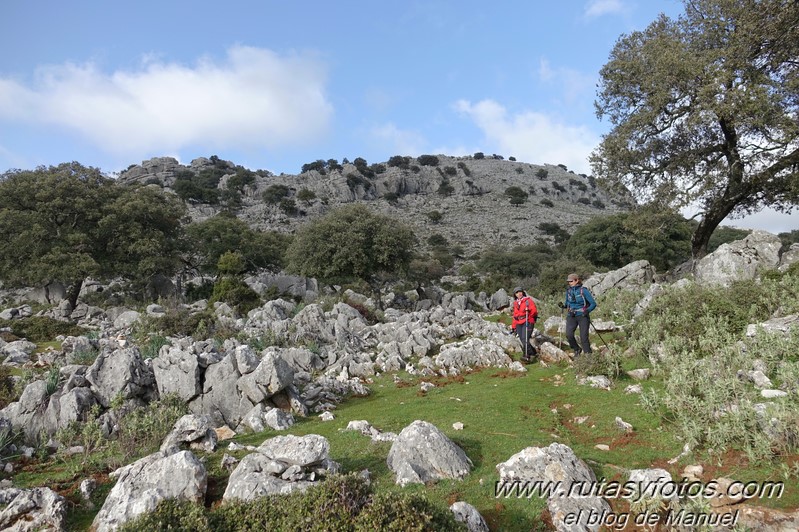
[0, 46, 333, 156]
[454, 99, 598, 174]
[536, 58, 596, 105]
[369, 123, 427, 157]
[584, 0, 626, 18]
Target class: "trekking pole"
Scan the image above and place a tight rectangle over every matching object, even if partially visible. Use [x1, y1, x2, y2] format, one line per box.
[589, 318, 609, 348]
[558, 305, 564, 350]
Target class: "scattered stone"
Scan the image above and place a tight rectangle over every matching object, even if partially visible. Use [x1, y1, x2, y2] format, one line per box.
[450, 501, 489, 532]
[595, 444, 610, 451]
[626, 368, 651, 381]
[624, 384, 643, 394]
[497, 443, 611, 531]
[629, 468, 677, 503]
[453, 422, 464, 431]
[221, 454, 239, 472]
[709, 477, 745, 508]
[578, 375, 612, 390]
[215, 426, 236, 441]
[319, 411, 335, 421]
[682, 464, 704, 481]
[77, 477, 94, 497]
[387, 420, 472, 486]
[614, 417, 633, 434]
[420, 381, 436, 393]
[761, 389, 788, 398]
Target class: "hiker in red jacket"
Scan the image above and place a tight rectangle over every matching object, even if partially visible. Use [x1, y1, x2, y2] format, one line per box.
[510, 287, 538, 363]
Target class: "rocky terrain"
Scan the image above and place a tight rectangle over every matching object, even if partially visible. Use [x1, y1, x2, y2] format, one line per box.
[117, 154, 630, 254]
[1, 230, 799, 530]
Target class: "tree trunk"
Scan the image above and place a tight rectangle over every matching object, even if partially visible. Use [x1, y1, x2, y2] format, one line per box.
[691, 203, 737, 260]
[66, 279, 83, 311]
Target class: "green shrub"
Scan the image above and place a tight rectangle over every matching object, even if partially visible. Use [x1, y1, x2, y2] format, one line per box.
[0, 317, 87, 343]
[115, 394, 189, 463]
[473, 152, 485, 159]
[185, 280, 214, 301]
[437, 181, 455, 196]
[383, 192, 399, 203]
[262, 184, 290, 204]
[279, 198, 298, 215]
[118, 498, 211, 532]
[443, 166, 457, 176]
[456, 162, 471, 176]
[210, 278, 262, 315]
[387, 155, 412, 169]
[134, 308, 213, 338]
[123, 474, 464, 532]
[540, 198, 554, 207]
[536, 168, 548, 179]
[0, 366, 18, 409]
[426, 210, 443, 223]
[140, 335, 170, 359]
[297, 188, 316, 203]
[417, 155, 439, 166]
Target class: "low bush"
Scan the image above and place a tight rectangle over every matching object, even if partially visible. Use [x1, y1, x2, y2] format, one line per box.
[115, 394, 188, 463]
[0, 317, 86, 343]
[0, 366, 18, 409]
[120, 473, 463, 531]
[210, 278, 262, 315]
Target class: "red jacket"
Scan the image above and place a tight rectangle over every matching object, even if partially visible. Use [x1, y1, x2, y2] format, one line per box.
[512, 295, 538, 326]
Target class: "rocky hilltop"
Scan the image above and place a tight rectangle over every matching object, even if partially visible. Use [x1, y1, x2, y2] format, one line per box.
[118, 155, 631, 254]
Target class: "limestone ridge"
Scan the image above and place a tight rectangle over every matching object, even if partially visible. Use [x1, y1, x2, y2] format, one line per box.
[118, 155, 632, 254]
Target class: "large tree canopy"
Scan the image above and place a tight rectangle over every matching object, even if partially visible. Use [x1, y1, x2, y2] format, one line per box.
[185, 213, 290, 275]
[591, 0, 799, 258]
[285, 204, 415, 297]
[0, 162, 187, 307]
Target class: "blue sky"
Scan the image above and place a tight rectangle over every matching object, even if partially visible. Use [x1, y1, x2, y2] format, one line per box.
[1, 0, 796, 233]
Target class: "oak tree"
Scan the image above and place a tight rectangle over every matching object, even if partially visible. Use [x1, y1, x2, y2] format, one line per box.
[592, 0, 799, 258]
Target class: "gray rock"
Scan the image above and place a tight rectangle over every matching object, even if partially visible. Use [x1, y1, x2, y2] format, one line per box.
[85, 347, 155, 407]
[496, 443, 611, 532]
[264, 408, 295, 431]
[488, 289, 510, 311]
[223, 453, 312, 501]
[189, 353, 251, 428]
[160, 414, 218, 454]
[626, 369, 650, 381]
[223, 434, 338, 501]
[152, 347, 201, 401]
[578, 375, 612, 390]
[0, 487, 67, 532]
[434, 338, 513, 373]
[257, 434, 330, 467]
[237, 352, 295, 404]
[583, 260, 656, 298]
[92, 450, 207, 532]
[746, 314, 799, 338]
[614, 417, 633, 433]
[779, 243, 799, 272]
[450, 501, 489, 532]
[113, 310, 142, 329]
[628, 468, 677, 503]
[233, 345, 260, 374]
[695, 230, 781, 286]
[387, 420, 473, 486]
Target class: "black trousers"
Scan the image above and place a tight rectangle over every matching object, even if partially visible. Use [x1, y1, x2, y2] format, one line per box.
[566, 314, 592, 355]
[514, 322, 536, 358]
